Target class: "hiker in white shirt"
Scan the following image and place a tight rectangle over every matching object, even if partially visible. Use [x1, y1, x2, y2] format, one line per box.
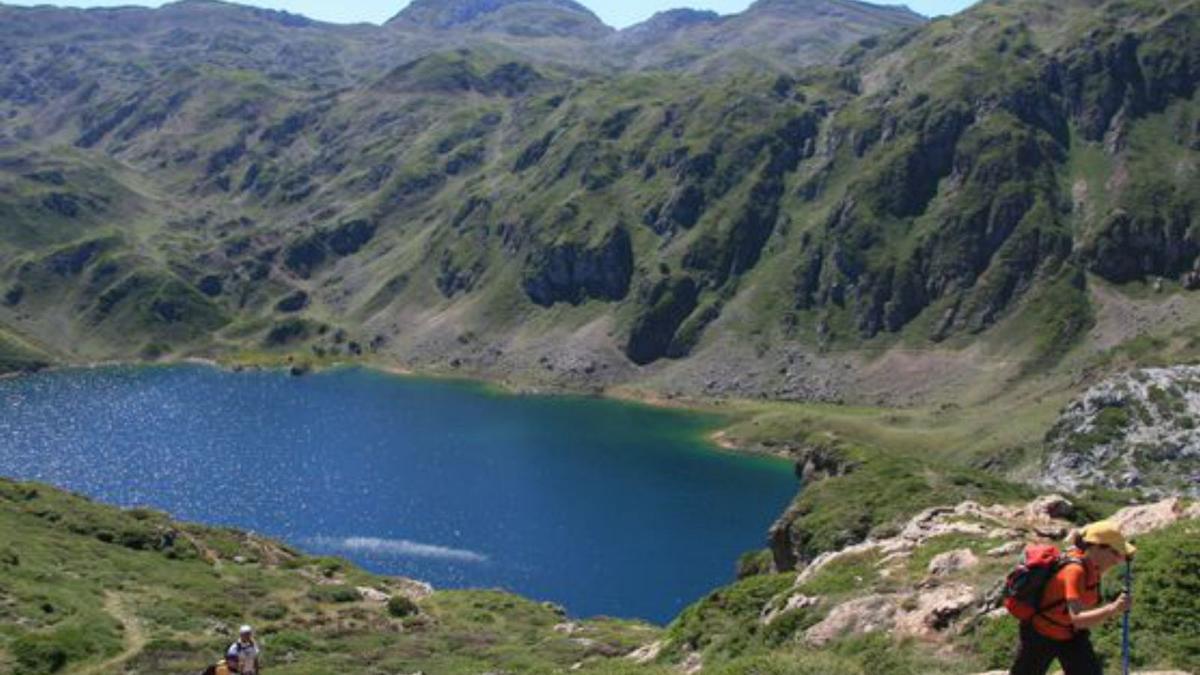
[226, 625, 263, 674]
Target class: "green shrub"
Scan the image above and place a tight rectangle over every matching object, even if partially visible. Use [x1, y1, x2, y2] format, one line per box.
[266, 630, 316, 652]
[965, 614, 1020, 669]
[10, 619, 121, 674]
[387, 595, 419, 618]
[11, 634, 69, 674]
[255, 603, 288, 621]
[664, 574, 795, 662]
[736, 549, 776, 579]
[307, 585, 359, 604]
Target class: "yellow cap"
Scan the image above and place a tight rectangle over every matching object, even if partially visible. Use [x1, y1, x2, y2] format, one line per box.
[1082, 520, 1137, 557]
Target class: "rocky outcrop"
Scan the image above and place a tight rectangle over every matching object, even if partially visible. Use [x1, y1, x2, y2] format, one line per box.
[275, 290, 309, 313]
[624, 275, 700, 365]
[1111, 497, 1195, 537]
[775, 494, 1198, 654]
[893, 582, 978, 638]
[789, 500, 1043, 588]
[522, 226, 633, 306]
[1081, 207, 1199, 284]
[803, 594, 897, 646]
[797, 584, 984, 646]
[1042, 366, 1200, 497]
[284, 219, 377, 279]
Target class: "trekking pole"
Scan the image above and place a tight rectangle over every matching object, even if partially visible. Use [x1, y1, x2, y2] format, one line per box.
[1122, 558, 1132, 675]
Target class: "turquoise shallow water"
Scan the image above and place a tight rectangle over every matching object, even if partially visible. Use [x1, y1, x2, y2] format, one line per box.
[0, 365, 796, 622]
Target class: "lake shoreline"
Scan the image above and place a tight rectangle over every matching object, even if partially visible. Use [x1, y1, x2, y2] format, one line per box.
[7, 354, 797, 465]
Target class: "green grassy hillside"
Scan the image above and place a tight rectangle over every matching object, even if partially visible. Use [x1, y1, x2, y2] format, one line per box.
[0, 478, 662, 674]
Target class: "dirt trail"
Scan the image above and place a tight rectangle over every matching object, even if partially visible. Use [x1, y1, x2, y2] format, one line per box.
[73, 592, 147, 675]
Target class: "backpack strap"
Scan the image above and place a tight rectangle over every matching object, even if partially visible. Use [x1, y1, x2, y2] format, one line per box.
[1030, 557, 1087, 632]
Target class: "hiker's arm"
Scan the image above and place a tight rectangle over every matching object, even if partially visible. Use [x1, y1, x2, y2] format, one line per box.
[1069, 593, 1132, 630]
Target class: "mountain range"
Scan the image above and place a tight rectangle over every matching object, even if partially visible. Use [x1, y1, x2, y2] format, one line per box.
[0, 0, 1196, 446]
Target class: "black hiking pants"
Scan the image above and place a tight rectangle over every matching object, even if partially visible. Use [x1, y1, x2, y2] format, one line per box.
[1010, 622, 1103, 675]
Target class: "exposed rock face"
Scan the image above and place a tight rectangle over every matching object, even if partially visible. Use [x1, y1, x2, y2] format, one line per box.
[1081, 208, 1199, 284]
[1111, 498, 1193, 537]
[522, 226, 633, 306]
[789, 500, 1033, 585]
[892, 582, 978, 638]
[276, 290, 310, 313]
[624, 275, 700, 365]
[804, 593, 898, 646]
[284, 220, 377, 279]
[1042, 366, 1200, 497]
[773, 495, 1198, 656]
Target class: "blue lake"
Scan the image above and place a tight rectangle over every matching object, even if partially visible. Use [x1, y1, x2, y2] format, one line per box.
[0, 365, 796, 622]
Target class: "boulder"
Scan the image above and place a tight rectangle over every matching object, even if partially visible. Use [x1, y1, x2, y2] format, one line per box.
[357, 586, 390, 603]
[927, 549, 979, 577]
[1024, 495, 1074, 522]
[894, 583, 977, 639]
[804, 594, 898, 647]
[1111, 498, 1186, 537]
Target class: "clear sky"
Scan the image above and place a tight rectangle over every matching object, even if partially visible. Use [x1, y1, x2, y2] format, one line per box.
[4, 0, 979, 28]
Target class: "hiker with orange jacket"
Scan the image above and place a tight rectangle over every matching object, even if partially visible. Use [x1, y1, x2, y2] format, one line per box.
[1008, 521, 1135, 675]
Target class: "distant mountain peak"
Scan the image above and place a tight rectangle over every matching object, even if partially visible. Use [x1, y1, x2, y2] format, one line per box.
[388, 0, 612, 39]
[615, 8, 722, 45]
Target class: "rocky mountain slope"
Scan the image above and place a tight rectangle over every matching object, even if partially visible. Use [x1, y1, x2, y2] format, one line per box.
[0, 0, 1195, 412]
[1044, 365, 1200, 497]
